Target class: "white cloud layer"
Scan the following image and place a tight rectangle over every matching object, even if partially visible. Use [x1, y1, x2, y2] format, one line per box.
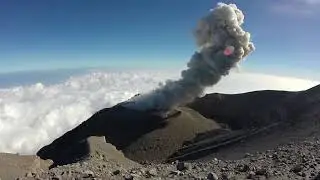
[0, 70, 318, 155]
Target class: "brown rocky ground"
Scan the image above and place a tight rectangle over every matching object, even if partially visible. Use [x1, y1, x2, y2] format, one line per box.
[0, 153, 52, 180]
[0, 85, 319, 180]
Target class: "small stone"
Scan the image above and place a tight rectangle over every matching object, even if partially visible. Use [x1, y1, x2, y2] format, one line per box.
[256, 168, 268, 176]
[221, 167, 227, 172]
[302, 158, 308, 163]
[113, 170, 121, 175]
[130, 170, 138, 174]
[25, 172, 33, 177]
[131, 173, 142, 179]
[177, 162, 187, 171]
[172, 160, 179, 165]
[147, 168, 157, 176]
[251, 158, 259, 163]
[237, 164, 250, 172]
[170, 171, 178, 175]
[80, 162, 88, 166]
[291, 164, 303, 174]
[52, 176, 62, 180]
[247, 171, 256, 179]
[123, 174, 134, 180]
[221, 173, 231, 180]
[83, 170, 94, 178]
[170, 170, 184, 176]
[66, 170, 73, 176]
[99, 154, 104, 160]
[207, 172, 219, 180]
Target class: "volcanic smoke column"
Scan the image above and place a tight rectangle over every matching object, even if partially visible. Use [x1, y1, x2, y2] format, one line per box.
[124, 3, 255, 111]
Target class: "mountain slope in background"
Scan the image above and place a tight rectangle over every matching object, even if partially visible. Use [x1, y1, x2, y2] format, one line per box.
[172, 85, 320, 161]
[189, 85, 320, 130]
[188, 90, 294, 129]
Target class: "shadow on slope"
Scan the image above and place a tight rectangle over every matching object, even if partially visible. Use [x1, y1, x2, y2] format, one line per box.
[37, 106, 168, 167]
[37, 106, 220, 166]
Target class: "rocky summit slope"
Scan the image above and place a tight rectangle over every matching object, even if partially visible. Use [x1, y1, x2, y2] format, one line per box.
[0, 84, 319, 180]
[37, 106, 221, 165]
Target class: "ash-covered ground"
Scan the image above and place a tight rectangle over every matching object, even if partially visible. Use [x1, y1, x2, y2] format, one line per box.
[20, 136, 320, 180]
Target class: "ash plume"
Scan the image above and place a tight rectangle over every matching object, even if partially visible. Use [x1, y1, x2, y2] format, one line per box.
[123, 3, 255, 111]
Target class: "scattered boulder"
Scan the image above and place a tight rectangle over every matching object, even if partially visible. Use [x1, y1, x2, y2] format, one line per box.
[291, 164, 303, 174]
[112, 170, 121, 175]
[176, 162, 187, 171]
[207, 172, 219, 180]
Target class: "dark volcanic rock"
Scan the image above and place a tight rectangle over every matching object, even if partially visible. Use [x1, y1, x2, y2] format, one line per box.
[207, 172, 219, 180]
[176, 162, 187, 171]
[188, 90, 293, 129]
[188, 85, 320, 130]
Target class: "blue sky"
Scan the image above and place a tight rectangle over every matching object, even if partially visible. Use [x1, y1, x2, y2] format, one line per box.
[0, 0, 319, 79]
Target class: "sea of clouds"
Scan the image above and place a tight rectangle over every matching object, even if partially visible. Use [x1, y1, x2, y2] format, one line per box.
[0, 69, 318, 155]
